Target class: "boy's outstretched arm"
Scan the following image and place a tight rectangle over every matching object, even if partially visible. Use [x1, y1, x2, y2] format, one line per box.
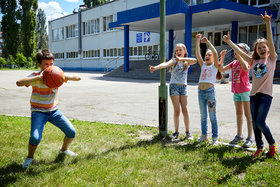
[65, 74, 81, 81]
[223, 32, 252, 65]
[16, 75, 42, 87]
[261, 11, 277, 60]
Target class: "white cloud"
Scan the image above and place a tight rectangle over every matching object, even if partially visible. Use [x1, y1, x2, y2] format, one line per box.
[64, 0, 79, 2]
[38, 1, 69, 22]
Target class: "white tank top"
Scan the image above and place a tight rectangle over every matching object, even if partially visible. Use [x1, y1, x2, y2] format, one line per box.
[199, 63, 217, 85]
[169, 60, 188, 85]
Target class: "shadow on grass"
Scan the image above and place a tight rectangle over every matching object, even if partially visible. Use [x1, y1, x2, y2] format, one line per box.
[204, 145, 259, 185]
[0, 162, 23, 186]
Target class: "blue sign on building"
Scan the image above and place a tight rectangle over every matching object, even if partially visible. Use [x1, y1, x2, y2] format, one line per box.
[144, 32, 150, 42]
[136, 33, 142, 43]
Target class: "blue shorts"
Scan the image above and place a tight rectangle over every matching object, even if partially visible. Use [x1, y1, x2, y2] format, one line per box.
[29, 110, 76, 146]
[233, 91, 250, 102]
[169, 84, 187, 96]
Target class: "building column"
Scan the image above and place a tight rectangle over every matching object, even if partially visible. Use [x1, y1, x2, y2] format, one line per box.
[168, 30, 174, 59]
[231, 21, 238, 43]
[124, 25, 129, 72]
[185, 11, 192, 74]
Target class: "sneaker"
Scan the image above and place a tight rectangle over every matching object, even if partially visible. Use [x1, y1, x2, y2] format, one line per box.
[59, 149, 78, 156]
[229, 134, 244, 145]
[22, 157, 34, 168]
[197, 134, 207, 142]
[212, 137, 218, 145]
[242, 137, 253, 148]
[253, 147, 265, 158]
[171, 132, 179, 139]
[269, 143, 277, 158]
[185, 132, 193, 140]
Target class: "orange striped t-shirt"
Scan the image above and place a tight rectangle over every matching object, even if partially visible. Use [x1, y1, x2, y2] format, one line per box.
[28, 72, 59, 112]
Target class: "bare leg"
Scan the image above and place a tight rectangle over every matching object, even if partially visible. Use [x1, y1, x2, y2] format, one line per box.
[243, 101, 253, 138]
[61, 137, 74, 151]
[28, 144, 38, 158]
[170, 95, 180, 132]
[180, 95, 190, 133]
[234, 101, 243, 136]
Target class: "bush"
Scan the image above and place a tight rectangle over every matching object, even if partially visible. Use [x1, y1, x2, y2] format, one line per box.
[15, 53, 27, 67]
[7, 55, 15, 69]
[27, 57, 34, 68]
[0, 57, 6, 68]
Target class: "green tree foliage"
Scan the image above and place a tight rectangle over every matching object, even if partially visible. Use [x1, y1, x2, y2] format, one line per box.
[83, 0, 109, 8]
[36, 8, 48, 51]
[19, 0, 38, 61]
[15, 52, 27, 67]
[0, 57, 7, 68]
[7, 54, 15, 69]
[0, 0, 20, 58]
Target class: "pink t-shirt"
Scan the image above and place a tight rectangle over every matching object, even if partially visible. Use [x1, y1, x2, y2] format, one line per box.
[250, 55, 276, 97]
[229, 60, 251, 93]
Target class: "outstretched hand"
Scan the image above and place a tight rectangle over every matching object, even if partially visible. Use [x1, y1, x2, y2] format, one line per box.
[149, 65, 156, 73]
[220, 49, 227, 58]
[196, 33, 202, 40]
[201, 37, 208, 43]
[223, 32, 230, 43]
[261, 11, 272, 23]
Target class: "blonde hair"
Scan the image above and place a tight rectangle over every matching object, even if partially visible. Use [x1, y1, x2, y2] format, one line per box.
[252, 38, 268, 60]
[170, 43, 188, 72]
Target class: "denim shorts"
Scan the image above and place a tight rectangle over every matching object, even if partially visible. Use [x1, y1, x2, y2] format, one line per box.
[169, 84, 187, 96]
[233, 91, 250, 102]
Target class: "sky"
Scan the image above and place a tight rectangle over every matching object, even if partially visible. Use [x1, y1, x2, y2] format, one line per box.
[38, 0, 84, 22]
[0, 0, 84, 22]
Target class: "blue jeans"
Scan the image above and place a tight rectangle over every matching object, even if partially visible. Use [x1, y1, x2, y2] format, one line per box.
[198, 87, 218, 138]
[29, 110, 76, 146]
[250, 93, 275, 149]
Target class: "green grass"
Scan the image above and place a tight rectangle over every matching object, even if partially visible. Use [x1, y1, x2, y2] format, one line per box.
[1, 115, 279, 186]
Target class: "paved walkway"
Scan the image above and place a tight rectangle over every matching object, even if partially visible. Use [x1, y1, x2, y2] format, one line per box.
[1, 70, 279, 148]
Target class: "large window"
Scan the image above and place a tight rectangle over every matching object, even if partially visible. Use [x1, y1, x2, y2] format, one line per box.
[54, 53, 64, 59]
[239, 24, 266, 49]
[66, 24, 78, 38]
[83, 18, 100, 35]
[52, 27, 64, 41]
[103, 14, 114, 32]
[66, 51, 78, 59]
[83, 49, 100, 58]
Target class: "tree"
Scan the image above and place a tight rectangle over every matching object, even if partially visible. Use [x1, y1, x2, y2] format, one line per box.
[36, 8, 48, 51]
[0, 0, 20, 58]
[83, 0, 109, 8]
[19, 0, 38, 60]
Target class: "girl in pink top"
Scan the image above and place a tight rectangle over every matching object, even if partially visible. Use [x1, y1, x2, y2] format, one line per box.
[219, 44, 253, 148]
[223, 11, 277, 158]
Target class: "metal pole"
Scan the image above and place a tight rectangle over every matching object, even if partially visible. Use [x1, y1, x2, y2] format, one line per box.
[159, 0, 168, 137]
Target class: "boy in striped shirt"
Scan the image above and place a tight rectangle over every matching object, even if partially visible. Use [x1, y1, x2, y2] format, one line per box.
[16, 49, 81, 168]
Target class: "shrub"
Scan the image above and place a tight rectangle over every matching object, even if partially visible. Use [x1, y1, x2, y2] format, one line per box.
[15, 53, 27, 67]
[0, 57, 6, 68]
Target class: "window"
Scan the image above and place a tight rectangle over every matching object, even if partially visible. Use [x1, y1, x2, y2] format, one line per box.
[239, 26, 247, 43]
[103, 14, 115, 32]
[83, 49, 100, 58]
[83, 18, 100, 35]
[258, 24, 266, 39]
[52, 28, 64, 41]
[66, 24, 78, 38]
[248, 25, 257, 49]
[54, 53, 64, 59]
[214, 32, 221, 46]
[66, 51, 78, 58]
[138, 46, 142, 56]
[208, 32, 213, 44]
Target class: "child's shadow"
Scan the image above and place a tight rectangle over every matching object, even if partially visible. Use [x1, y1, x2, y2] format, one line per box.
[0, 162, 25, 186]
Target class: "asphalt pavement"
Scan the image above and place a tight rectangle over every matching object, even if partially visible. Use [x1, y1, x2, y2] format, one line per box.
[1, 70, 279, 148]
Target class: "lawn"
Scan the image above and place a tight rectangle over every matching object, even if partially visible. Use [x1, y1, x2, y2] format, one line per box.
[0, 115, 279, 186]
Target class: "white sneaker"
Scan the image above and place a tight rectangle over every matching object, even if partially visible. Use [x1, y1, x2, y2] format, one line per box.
[212, 137, 218, 145]
[22, 158, 34, 168]
[59, 149, 78, 156]
[197, 134, 207, 142]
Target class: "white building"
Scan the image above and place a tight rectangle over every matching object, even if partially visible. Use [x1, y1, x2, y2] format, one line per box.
[49, 0, 280, 74]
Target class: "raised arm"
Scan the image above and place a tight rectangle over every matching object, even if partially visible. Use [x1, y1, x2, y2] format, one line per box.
[195, 34, 203, 67]
[236, 53, 250, 71]
[219, 49, 231, 72]
[16, 75, 42, 87]
[149, 59, 174, 73]
[261, 11, 277, 60]
[202, 37, 219, 68]
[223, 32, 253, 65]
